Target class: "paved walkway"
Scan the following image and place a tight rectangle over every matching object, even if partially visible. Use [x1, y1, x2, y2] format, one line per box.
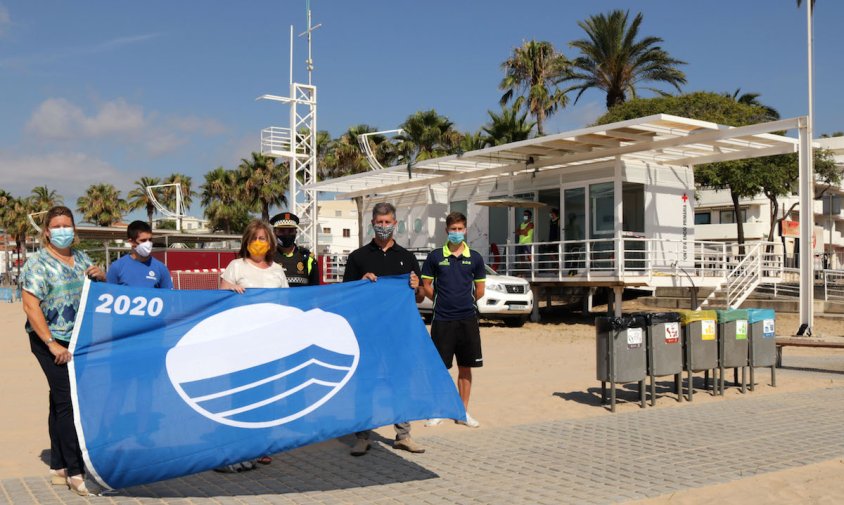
[2, 385, 844, 505]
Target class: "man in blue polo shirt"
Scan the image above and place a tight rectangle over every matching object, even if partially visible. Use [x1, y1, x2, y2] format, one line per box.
[107, 220, 173, 289]
[421, 211, 485, 428]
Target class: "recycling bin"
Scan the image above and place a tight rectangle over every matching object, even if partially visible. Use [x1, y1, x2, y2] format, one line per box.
[746, 308, 777, 390]
[676, 309, 718, 400]
[715, 309, 749, 395]
[636, 312, 683, 405]
[596, 315, 647, 412]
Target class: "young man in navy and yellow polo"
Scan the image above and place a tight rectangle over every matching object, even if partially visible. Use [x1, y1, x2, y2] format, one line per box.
[421, 211, 485, 428]
[269, 212, 319, 287]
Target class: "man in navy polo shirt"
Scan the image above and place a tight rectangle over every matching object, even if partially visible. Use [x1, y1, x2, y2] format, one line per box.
[421, 211, 485, 428]
[107, 220, 173, 289]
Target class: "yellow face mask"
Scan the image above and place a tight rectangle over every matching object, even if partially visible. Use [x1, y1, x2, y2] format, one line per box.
[247, 239, 271, 258]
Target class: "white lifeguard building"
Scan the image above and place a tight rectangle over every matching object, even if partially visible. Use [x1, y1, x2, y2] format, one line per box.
[306, 114, 816, 325]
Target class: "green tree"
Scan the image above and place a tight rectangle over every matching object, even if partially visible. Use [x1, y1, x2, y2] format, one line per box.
[3, 197, 33, 273]
[77, 184, 127, 226]
[395, 110, 461, 164]
[499, 40, 568, 136]
[26, 186, 63, 231]
[30, 186, 64, 212]
[564, 10, 686, 109]
[482, 106, 536, 146]
[0, 189, 10, 227]
[127, 176, 162, 227]
[459, 130, 487, 152]
[724, 89, 780, 120]
[321, 125, 379, 178]
[201, 167, 252, 233]
[594, 91, 827, 248]
[238, 152, 288, 222]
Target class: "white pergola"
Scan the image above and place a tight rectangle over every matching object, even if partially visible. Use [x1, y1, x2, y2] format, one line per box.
[307, 114, 815, 331]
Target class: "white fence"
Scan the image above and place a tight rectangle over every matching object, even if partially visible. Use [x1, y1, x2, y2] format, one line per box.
[320, 239, 784, 286]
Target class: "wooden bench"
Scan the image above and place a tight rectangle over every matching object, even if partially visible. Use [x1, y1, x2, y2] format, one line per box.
[775, 337, 844, 367]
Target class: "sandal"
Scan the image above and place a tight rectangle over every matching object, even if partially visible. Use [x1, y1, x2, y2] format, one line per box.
[67, 475, 89, 497]
[49, 468, 67, 486]
[257, 455, 272, 465]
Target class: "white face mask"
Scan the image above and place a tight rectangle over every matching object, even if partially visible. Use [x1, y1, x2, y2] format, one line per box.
[134, 241, 153, 257]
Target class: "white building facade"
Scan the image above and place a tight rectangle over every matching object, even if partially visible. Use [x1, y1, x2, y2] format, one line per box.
[316, 199, 359, 254]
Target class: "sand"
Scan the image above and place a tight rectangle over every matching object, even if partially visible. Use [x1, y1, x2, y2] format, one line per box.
[1, 298, 843, 503]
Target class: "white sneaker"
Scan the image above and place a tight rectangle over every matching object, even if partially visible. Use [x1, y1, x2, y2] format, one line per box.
[425, 418, 444, 427]
[457, 413, 480, 428]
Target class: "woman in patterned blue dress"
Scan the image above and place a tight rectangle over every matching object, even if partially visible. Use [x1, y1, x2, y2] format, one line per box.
[20, 206, 105, 496]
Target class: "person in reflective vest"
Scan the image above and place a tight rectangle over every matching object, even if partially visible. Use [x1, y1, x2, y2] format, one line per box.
[269, 212, 319, 287]
[516, 209, 534, 268]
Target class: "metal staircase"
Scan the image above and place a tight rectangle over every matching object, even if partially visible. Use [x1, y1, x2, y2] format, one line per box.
[699, 242, 763, 309]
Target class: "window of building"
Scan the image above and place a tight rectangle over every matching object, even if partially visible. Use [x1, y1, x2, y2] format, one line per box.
[694, 212, 712, 225]
[719, 209, 747, 224]
[342, 228, 350, 237]
[335, 210, 342, 217]
[322, 227, 331, 234]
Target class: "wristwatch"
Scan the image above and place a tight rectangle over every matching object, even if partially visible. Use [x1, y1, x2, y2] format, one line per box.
[45, 337, 55, 344]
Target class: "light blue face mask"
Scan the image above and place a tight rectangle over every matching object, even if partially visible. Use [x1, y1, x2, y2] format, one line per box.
[447, 231, 465, 244]
[50, 227, 75, 248]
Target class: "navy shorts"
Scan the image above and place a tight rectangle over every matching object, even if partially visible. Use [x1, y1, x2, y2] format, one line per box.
[430, 316, 483, 368]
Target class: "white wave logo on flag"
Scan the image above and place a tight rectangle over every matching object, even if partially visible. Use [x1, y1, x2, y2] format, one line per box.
[165, 303, 359, 429]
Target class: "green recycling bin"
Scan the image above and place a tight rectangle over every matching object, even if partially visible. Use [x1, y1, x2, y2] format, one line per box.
[746, 308, 777, 390]
[716, 309, 749, 395]
[636, 312, 683, 405]
[677, 309, 718, 400]
[596, 315, 647, 412]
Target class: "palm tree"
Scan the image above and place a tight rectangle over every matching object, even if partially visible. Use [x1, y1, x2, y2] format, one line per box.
[0, 189, 10, 227]
[30, 186, 63, 212]
[482, 106, 536, 146]
[499, 40, 568, 136]
[5, 197, 34, 271]
[162, 173, 195, 230]
[201, 167, 252, 233]
[395, 110, 461, 164]
[127, 176, 162, 227]
[238, 152, 288, 222]
[459, 130, 487, 152]
[77, 184, 127, 226]
[725, 89, 780, 120]
[564, 10, 686, 109]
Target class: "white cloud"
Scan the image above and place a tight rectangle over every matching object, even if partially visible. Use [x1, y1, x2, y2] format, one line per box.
[0, 4, 10, 37]
[24, 97, 226, 156]
[0, 151, 133, 200]
[26, 98, 145, 139]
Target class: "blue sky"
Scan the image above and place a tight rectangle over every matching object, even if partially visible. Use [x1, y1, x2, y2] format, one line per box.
[1, 0, 842, 219]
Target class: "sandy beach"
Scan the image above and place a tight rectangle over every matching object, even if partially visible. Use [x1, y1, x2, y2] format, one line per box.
[1, 297, 843, 503]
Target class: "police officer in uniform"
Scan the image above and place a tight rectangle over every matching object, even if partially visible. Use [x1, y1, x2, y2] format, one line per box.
[269, 212, 319, 287]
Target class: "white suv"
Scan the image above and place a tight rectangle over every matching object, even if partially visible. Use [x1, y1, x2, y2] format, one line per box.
[417, 264, 534, 327]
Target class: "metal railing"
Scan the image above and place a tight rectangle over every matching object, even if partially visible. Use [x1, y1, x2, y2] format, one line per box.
[725, 242, 762, 308]
[758, 267, 844, 302]
[488, 238, 783, 283]
[319, 239, 785, 288]
[261, 127, 295, 156]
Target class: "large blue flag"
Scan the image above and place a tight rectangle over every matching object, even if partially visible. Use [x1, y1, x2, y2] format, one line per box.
[69, 276, 465, 490]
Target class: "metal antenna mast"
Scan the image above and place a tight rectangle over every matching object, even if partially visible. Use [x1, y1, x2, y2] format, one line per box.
[257, 1, 321, 253]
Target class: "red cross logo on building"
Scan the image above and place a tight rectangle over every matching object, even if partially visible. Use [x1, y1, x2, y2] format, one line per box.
[682, 193, 688, 202]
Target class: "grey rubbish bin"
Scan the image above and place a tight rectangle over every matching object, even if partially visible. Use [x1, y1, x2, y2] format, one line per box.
[746, 308, 777, 390]
[716, 309, 749, 395]
[677, 309, 718, 400]
[596, 315, 647, 412]
[638, 312, 683, 405]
